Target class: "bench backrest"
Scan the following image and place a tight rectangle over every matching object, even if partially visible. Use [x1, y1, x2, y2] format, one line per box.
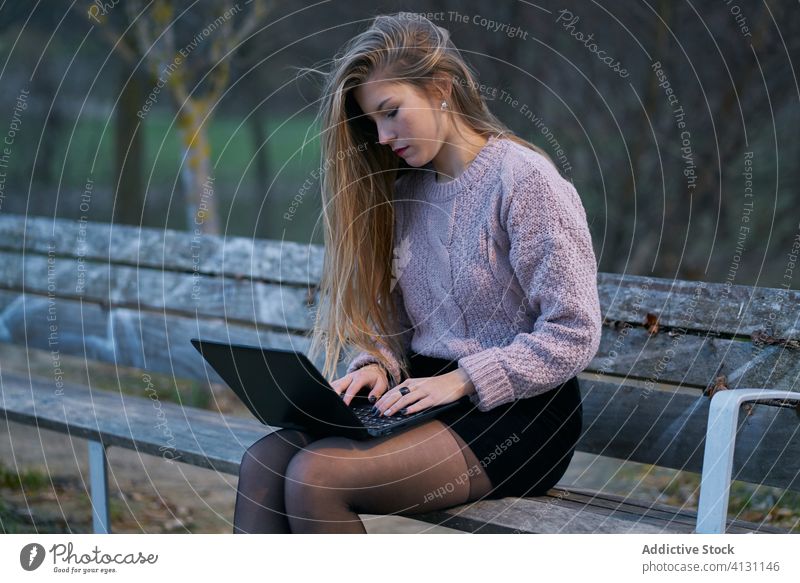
[1, 214, 797, 493]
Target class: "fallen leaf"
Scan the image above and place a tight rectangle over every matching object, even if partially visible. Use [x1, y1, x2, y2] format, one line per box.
[645, 313, 660, 335]
[752, 330, 776, 346]
[752, 329, 800, 350]
[705, 374, 728, 398]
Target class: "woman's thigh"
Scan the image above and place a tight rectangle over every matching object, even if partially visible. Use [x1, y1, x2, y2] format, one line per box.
[284, 419, 494, 516]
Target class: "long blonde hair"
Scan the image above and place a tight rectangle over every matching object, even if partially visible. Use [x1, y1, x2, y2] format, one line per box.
[303, 12, 558, 383]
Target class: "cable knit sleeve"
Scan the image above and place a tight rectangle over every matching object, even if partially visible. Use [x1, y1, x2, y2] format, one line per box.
[345, 285, 414, 387]
[457, 163, 602, 412]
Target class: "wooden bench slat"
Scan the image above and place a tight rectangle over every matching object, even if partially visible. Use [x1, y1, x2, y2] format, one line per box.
[557, 487, 787, 533]
[517, 491, 697, 531]
[0, 215, 323, 286]
[413, 487, 788, 534]
[598, 273, 800, 338]
[554, 489, 775, 533]
[0, 290, 322, 384]
[588, 325, 799, 390]
[414, 493, 689, 533]
[0, 371, 269, 475]
[562, 488, 700, 525]
[0, 251, 316, 330]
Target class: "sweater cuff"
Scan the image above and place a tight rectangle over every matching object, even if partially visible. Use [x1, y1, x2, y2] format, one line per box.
[457, 347, 516, 412]
[346, 349, 402, 388]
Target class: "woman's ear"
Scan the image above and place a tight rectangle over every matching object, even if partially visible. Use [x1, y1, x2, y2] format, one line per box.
[431, 73, 453, 104]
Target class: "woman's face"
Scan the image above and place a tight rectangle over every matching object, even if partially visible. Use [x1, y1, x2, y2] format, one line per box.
[353, 77, 449, 167]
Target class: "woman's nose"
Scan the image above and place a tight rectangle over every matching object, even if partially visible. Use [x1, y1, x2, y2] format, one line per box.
[377, 125, 395, 146]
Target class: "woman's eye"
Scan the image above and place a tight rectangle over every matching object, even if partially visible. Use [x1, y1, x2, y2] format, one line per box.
[387, 108, 398, 119]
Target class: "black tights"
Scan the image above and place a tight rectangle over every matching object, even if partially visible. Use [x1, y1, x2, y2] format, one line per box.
[232, 420, 494, 533]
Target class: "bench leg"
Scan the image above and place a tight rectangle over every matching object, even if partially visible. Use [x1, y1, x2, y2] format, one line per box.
[696, 389, 800, 533]
[88, 440, 111, 534]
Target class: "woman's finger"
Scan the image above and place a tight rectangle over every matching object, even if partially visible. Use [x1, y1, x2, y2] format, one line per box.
[376, 384, 419, 416]
[331, 374, 352, 395]
[342, 380, 366, 406]
[365, 370, 394, 404]
[384, 389, 426, 416]
[366, 384, 389, 405]
[399, 395, 434, 416]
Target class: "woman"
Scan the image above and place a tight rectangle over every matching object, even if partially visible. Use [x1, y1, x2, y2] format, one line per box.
[233, 13, 601, 534]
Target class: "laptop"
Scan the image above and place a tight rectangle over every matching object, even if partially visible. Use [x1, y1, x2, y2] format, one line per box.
[190, 338, 469, 440]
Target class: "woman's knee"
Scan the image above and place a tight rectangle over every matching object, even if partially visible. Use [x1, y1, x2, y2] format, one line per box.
[239, 429, 313, 479]
[283, 437, 356, 511]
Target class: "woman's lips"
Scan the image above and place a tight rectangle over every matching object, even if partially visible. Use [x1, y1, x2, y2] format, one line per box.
[394, 146, 409, 157]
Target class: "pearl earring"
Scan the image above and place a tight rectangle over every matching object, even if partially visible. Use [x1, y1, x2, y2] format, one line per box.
[440, 100, 448, 110]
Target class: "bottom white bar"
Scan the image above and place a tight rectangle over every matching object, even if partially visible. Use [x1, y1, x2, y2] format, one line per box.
[1, 533, 797, 582]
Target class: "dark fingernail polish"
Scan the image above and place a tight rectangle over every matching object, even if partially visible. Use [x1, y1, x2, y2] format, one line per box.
[339, 392, 345, 399]
[370, 406, 378, 415]
[368, 395, 376, 403]
[399, 408, 408, 415]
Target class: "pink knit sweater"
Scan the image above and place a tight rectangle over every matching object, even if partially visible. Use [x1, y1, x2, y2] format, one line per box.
[346, 135, 602, 412]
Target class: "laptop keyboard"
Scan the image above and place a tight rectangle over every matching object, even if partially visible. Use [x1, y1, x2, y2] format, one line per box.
[351, 404, 425, 428]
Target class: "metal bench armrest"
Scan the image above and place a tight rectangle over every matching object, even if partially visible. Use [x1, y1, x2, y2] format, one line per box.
[696, 389, 800, 533]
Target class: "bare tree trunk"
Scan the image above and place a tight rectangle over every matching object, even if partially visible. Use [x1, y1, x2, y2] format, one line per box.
[114, 69, 144, 226]
[250, 109, 270, 189]
[178, 99, 220, 235]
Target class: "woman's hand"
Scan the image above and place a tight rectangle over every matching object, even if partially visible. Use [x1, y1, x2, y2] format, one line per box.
[330, 363, 391, 407]
[373, 368, 475, 417]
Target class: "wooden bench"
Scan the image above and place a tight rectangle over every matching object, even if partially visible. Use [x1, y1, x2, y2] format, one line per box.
[0, 214, 797, 534]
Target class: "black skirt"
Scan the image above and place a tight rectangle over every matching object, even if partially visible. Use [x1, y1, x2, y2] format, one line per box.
[407, 351, 583, 500]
